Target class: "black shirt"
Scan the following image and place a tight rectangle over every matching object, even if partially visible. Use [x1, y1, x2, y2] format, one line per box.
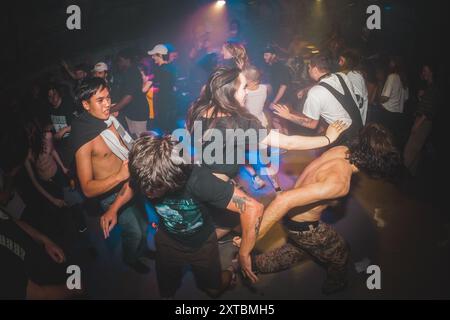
[118, 65, 149, 121]
[0, 211, 31, 299]
[199, 116, 265, 177]
[152, 166, 234, 247]
[48, 98, 76, 138]
[153, 63, 176, 99]
[266, 61, 291, 103]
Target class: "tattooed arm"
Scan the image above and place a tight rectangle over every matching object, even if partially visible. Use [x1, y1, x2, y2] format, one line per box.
[100, 182, 134, 239]
[272, 104, 319, 129]
[226, 187, 264, 283]
[261, 121, 347, 151]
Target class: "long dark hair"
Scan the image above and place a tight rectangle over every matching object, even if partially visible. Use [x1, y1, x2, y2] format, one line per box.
[347, 123, 401, 179]
[186, 67, 258, 133]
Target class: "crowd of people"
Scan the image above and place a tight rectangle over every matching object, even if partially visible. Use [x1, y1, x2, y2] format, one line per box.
[1, 18, 442, 299]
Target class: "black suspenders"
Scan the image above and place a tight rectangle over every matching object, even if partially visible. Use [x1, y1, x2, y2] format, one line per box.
[318, 74, 363, 141]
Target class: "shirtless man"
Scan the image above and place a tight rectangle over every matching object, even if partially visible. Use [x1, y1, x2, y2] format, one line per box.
[235, 123, 401, 294]
[70, 78, 150, 273]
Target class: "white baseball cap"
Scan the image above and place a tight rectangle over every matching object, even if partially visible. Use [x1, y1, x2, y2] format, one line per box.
[147, 44, 168, 56]
[92, 62, 108, 72]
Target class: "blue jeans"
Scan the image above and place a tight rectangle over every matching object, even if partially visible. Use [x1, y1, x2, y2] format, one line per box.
[100, 193, 148, 265]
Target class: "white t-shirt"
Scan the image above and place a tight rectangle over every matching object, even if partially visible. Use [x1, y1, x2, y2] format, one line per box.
[342, 71, 368, 125]
[303, 73, 356, 126]
[381, 73, 409, 113]
[245, 84, 268, 127]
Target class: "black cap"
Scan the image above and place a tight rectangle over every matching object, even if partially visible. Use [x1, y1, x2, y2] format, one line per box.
[263, 45, 277, 54]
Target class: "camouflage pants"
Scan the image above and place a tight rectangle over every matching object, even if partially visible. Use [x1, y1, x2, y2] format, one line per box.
[254, 222, 349, 284]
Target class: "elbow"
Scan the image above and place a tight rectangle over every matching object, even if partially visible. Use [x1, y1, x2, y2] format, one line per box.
[246, 199, 264, 219]
[81, 189, 94, 199]
[80, 185, 96, 199]
[272, 192, 292, 212]
[322, 183, 349, 200]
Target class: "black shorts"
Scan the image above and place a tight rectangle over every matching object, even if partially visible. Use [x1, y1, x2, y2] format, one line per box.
[154, 228, 222, 298]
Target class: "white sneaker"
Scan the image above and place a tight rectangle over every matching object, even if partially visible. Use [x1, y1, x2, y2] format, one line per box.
[252, 175, 266, 190]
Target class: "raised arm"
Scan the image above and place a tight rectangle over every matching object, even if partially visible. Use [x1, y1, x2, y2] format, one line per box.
[260, 120, 346, 150]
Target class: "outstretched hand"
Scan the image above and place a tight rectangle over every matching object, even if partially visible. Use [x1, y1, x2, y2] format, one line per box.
[325, 120, 348, 144]
[272, 104, 291, 120]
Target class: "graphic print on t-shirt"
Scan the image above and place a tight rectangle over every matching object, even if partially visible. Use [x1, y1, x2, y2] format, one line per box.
[155, 198, 204, 236]
[50, 114, 69, 137]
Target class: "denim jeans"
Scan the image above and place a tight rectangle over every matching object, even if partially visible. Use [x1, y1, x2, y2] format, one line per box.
[100, 193, 148, 265]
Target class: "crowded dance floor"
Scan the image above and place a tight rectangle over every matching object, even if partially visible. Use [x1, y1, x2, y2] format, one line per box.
[0, 0, 448, 304]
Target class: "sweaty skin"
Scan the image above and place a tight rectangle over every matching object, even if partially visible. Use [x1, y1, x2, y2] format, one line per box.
[257, 146, 357, 239]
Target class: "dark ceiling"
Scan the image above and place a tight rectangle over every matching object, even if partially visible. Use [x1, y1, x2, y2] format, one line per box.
[0, 0, 446, 92]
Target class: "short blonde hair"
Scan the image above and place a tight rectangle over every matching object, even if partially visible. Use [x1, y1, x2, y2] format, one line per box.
[243, 65, 261, 83]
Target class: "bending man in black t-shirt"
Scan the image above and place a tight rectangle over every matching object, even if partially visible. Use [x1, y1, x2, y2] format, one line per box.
[101, 134, 264, 290]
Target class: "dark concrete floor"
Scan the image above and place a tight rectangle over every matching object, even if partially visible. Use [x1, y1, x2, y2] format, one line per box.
[79, 150, 450, 300]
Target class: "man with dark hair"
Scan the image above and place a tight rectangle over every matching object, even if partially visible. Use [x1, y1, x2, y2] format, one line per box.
[263, 45, 292, 134]
[47, 84, 77, 141]
[69, 77, 150, 273]
[234, 123, 401, 294]
[148, 44, 177, 132]
[112, 48, 149, 138]
[102, 133, 264, 296]
[273, 53, 363, 143]
[129, 135, 235, 298]
[263, 45, 292, 108]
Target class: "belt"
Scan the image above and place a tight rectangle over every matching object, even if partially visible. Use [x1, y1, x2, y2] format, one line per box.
[283, 218, 320, 234]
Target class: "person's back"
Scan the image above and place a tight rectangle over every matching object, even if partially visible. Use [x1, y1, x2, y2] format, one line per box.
[151, 166, 219, 247]
[296, 146, 351, 186]
[341, 71, 368, 125]
[304, 73, 355, 126]
[381, 73, 408, 113]
[250, 123, 401, 295]
[288, 146, 353, 222]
